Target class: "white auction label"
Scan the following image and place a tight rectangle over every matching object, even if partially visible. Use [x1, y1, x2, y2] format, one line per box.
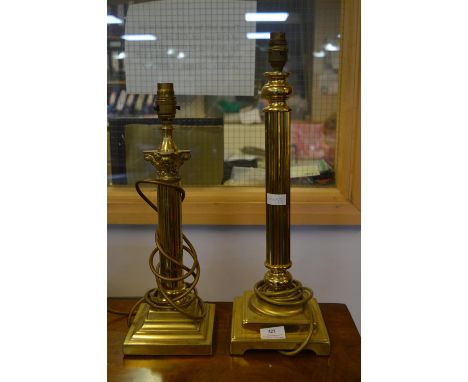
[260, 326, 286, 340]
[267, 193, 287, 205]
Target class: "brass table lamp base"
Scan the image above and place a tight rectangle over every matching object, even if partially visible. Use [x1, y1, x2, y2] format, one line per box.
[124, 302, 215, 356]
[122, 83, 214, 356]
[230, 32, 330, 356]
[230, 291, 330, 355]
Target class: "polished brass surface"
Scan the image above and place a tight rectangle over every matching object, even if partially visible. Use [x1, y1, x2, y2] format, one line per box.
[268, 31, 288, 72]
[230, 293, 330, 356]
[124, 302, 215, 355]
[262, 34, 294, 291]
[123, 83, 214, 355]
[230, 33, 330, 355]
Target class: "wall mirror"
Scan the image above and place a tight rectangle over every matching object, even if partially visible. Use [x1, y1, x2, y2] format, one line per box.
[107, 0, 360, 225]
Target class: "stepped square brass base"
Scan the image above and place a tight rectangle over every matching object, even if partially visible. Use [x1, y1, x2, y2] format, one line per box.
[230, 291, 330, 355]
[123, 302, 215, 355]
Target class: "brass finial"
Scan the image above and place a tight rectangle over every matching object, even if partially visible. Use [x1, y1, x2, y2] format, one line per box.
[268, 31, 288, 72]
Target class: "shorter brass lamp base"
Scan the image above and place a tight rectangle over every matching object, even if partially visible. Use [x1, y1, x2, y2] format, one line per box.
[230, 291, 330, 355]
[123, 302, 215, 356]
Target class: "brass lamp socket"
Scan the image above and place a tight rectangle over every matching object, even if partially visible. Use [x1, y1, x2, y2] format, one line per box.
[155, 83, 179, 123]
[268, 31, 288, 72]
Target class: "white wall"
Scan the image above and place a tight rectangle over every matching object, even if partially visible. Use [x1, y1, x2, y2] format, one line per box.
[108, 225, 361, 331]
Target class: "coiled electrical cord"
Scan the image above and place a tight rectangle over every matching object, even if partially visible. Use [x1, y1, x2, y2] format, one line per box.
[107, 179, 206, 327]
[253, 279, 318, 356]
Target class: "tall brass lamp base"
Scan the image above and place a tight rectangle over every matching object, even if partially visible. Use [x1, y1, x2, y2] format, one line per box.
[230, 291, 330, 355]
[124, 302, 215, 356]
[123, 83, 215, 356]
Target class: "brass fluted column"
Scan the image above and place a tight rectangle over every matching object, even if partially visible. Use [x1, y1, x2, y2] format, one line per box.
[230, 33, 330, 356]
[123, 83, 215, 356]
[263, 32, 293, 290]
[249, 32, 303, 317]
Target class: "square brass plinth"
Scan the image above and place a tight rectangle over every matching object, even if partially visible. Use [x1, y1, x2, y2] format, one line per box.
[123, 302, 215, 355]
[230, 291, 330, 355]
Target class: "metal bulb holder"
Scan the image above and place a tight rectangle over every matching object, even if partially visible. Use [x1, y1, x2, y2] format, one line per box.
[230, 33, 330, 356]
[123, 83, 215, 355]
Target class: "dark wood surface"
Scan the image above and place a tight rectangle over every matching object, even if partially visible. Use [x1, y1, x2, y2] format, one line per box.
[108, 299, 360, 382]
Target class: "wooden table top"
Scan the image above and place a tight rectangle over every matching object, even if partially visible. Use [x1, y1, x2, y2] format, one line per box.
[108, 299, 360, 382]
